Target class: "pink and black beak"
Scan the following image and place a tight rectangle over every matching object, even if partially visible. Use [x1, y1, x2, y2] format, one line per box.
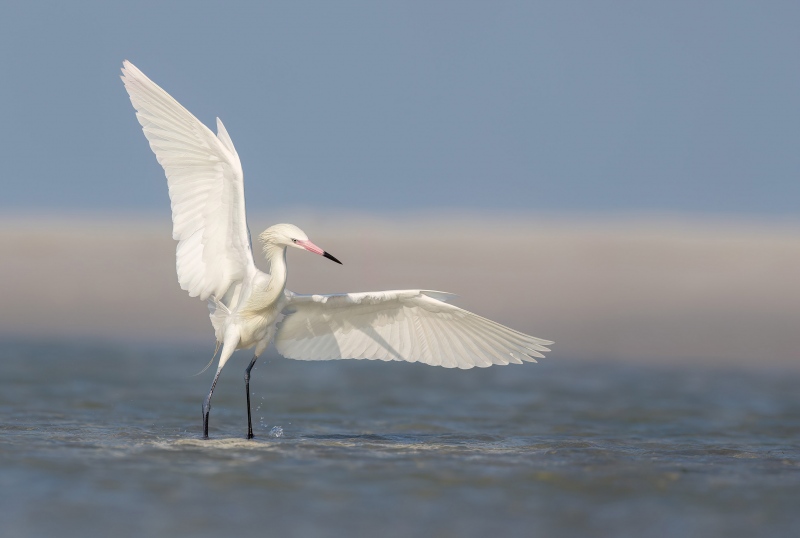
[295, 239, 342, 265]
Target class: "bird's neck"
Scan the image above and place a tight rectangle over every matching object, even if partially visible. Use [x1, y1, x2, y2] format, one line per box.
[239, 244, 287, 317]
[264, 244, 288, 294]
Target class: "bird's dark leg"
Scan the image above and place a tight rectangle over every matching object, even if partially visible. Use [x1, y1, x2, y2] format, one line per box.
[202, 367, 223, 439]
[244, 355, 259, 439]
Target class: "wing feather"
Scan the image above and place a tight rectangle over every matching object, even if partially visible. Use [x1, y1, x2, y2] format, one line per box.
[121, 61, 255, 301]
[467, 321, 523, 365]
[398, 308, 417, 363]
[455, 322, 499, 367]
[275, 290, 553, 369]
[429, 316, 457, 368]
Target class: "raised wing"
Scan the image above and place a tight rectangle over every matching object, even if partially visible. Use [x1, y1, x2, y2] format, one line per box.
[121, 61, 255, 300]
[275, 290, 553, 369]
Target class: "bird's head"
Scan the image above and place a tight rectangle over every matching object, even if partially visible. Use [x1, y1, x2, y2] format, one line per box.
[259, 223, 342, 264]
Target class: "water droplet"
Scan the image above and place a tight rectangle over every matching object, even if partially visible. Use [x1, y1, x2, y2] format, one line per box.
[268, 426, 283, 438]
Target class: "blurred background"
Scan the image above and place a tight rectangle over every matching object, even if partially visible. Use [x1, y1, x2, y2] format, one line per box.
[0, 0, 797, 368]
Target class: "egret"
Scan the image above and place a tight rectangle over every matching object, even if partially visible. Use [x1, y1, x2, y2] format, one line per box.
[121, 61, 553, 439]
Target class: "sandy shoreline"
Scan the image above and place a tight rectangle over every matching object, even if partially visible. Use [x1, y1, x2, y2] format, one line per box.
[2, 214, 798, 369]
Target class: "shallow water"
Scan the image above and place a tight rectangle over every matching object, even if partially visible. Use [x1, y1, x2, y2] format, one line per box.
[1, 341, 798, 537]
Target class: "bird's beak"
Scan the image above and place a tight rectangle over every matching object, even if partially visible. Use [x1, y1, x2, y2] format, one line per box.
[295, 239, 342, 265]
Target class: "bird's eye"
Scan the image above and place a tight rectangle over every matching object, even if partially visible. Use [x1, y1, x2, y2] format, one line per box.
[291, 238, 297, 243]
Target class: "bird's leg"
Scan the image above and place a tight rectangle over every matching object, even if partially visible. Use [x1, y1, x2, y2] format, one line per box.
[244, 355, 259, 439]
[202, 366, 223, 439]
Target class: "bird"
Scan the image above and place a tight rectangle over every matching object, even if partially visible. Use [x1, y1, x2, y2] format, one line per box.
[121, 60, 553, 439]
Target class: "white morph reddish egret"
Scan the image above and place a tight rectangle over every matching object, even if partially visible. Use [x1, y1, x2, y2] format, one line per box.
[121, 61, 552, 439]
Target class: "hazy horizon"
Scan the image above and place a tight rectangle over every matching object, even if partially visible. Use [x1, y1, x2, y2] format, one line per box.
[2, 213, 797, 370]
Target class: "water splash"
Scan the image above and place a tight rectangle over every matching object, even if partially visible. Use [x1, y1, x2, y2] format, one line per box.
[268, 426, 283, 438]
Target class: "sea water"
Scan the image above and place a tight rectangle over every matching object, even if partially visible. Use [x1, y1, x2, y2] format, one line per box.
[0, 341, 798, 537]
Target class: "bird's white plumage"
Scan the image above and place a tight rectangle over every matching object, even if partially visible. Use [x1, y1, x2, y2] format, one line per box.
[121, 61, 255, 301]
[121, 60, 553, 436]
[276, 290, 552, 369]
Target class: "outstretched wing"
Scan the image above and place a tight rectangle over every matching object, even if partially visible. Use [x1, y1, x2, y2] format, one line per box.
[275, 290, 553, 369]
[121, 60, 255, 301]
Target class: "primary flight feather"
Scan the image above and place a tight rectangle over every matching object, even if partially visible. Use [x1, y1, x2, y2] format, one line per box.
[121, 60, 553, 439]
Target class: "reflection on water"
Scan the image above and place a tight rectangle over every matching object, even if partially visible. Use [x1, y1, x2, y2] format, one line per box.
[0, 341, 798, 537]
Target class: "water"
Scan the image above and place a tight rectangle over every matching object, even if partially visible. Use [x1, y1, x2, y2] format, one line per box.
[1, 341, 798, 538]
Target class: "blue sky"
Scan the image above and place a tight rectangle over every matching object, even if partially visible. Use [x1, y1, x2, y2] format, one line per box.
[1, 1, 798, 216]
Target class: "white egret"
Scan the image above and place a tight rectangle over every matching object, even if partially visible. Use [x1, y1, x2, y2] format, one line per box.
[121, 61, 553, 439]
